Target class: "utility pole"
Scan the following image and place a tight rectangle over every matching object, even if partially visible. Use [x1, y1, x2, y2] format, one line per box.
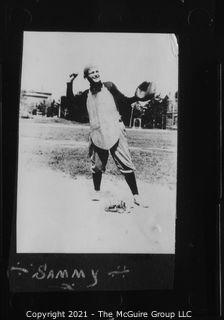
[129, 104, 135, 128]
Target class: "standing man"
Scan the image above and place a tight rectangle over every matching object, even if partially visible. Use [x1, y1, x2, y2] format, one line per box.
[66, 65, 155, 206]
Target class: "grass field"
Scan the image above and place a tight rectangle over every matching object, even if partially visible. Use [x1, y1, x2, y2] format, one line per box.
[19, 117, 177, 188]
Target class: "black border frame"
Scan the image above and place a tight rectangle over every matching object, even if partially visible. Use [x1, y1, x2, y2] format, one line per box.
[2, 0, 222, 318]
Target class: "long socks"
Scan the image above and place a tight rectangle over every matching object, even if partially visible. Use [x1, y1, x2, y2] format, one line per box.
[92, 172, 102, 191]
[92, 172, 138, 196]
[124, 172, 139, 195]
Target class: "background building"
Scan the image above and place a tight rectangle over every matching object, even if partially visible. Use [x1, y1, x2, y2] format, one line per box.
[20, 90, 52, 117]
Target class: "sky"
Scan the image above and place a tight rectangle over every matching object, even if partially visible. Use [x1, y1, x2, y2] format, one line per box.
[21, 32, 178, 100]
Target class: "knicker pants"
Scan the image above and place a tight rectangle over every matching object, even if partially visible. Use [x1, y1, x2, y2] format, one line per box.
[89, 127, 135, 174]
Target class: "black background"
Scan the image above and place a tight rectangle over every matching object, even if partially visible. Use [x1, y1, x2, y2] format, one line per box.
[2, 0, 223, 319]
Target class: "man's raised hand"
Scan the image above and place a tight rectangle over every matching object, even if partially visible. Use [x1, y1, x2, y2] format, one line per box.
[69, 73, 79, 82]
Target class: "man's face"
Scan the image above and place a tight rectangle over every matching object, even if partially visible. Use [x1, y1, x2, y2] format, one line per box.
[87, 67, 101, 83]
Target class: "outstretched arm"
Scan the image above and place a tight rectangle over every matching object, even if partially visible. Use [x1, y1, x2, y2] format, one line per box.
[105, 81, 156, 105]
[105, 82, 138, 105]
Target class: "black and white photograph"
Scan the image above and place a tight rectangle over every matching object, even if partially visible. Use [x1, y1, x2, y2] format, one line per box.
[3, 0, 222, 316]
[17, 32, 178, 254]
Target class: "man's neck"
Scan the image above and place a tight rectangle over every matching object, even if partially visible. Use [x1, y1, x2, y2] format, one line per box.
[89, 81, 103, 94]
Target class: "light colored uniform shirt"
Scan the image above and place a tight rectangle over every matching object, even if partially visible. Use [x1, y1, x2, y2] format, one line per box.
[87, 85, 121, 150]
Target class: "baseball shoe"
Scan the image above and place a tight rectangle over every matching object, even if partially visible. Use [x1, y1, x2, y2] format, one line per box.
[133, 195, 149, 208]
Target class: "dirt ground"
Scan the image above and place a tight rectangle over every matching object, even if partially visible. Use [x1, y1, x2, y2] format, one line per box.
[17, 118, 177, 254]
